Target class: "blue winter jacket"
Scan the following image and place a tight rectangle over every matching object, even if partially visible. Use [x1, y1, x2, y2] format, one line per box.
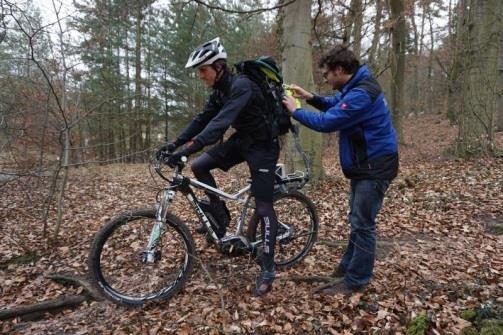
[292, 65, 399, 180]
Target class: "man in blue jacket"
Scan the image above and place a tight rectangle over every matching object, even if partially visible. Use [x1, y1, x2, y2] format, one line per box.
[283, 45, 399, 294]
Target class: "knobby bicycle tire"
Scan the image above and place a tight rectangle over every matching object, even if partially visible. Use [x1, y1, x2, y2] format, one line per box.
[88, 208, 195, 306]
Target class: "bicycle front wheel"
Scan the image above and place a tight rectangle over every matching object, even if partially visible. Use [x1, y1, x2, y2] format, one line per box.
[248, 190, 319, 269]
[88, 208, 195, 306]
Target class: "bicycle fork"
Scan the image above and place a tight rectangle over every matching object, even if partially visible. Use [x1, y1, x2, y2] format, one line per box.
[142, 189, 176, 263]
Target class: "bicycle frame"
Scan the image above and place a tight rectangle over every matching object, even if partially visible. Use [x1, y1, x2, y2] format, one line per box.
[172, 171, 256, 244]
[143, 161, 309, 262]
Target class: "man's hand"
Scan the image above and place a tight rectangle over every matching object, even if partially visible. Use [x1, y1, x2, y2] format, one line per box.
[282, 95, 298, 114]
[286, 84, 313, 100]
[162, 140, 204, 168]
[164, 142, 178, 153]
[156, 142, 178, 161]
[164, 152, 183, 168]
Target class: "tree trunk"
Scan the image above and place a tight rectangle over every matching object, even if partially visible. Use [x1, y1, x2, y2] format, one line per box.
[447, 0, 466, 124]
[124, 21, 133, 162]
[497, 30, 503, 132]
[280, 0, 323, 180]
[115, 31, 124, 162]
[38, 89, 51, 175]
[417, 2, 427, 114]
[53, 129, 70, 241]
[410, 1, 420, 114]
[164, 65, 170, 142]
[456, 0, 502, 156]
[389, 0, 406, 141]
[52, 0, 71, 241]
[427, 8, 435, 113]
[134, 1, 143, 162]
[350, 0, 363, 57]
[368, 0, 383, 73]
[145, 15, 152, 157]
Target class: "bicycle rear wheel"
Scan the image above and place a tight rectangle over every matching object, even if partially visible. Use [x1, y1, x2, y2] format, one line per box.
[88, 208, 195, 306]
[248, 190, 318, 269]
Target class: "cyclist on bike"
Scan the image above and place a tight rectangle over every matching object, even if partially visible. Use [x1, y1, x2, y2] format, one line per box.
[156, 37, 279, 297]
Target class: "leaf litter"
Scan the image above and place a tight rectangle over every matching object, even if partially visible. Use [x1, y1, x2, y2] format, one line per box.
[1, 114, 502, 334]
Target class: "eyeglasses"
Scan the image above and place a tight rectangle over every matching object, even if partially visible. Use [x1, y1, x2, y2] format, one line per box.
[322, 69, 331, 80]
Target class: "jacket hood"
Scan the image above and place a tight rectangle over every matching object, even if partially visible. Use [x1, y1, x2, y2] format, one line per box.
[340, 65, 371, 94]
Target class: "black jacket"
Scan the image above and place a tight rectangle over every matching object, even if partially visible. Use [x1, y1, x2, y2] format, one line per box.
[177, 70, 269, 146]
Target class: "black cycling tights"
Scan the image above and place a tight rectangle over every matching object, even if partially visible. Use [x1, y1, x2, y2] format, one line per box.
[255, 198, 278, 271]
[191, 153, 220, 203]
[191, 153, 278, 269]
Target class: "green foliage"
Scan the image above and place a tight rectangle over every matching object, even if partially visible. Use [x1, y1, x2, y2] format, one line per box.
[460, 304, 503, 335]
[461, 309, 478, 322]
[480, 320, 503, 335]
[406, 314, 430, 335]
[155, 0, 272, 123]
[461, 327, 479, 335]
[486, 222, 503, 235]
[70, 0, 276, 161]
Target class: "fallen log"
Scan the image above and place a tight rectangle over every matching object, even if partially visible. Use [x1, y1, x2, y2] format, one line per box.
[45, 272, 103, 301]
[0, 295, 90, 321]
[0, 272, 102, 321]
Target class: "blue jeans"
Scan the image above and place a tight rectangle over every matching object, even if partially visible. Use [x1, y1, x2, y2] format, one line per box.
[338, 179, 390, 288]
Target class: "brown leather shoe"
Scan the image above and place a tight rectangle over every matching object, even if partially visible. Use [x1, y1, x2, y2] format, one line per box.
[331, 267, 345, 278]
[320, 280, 363, 295]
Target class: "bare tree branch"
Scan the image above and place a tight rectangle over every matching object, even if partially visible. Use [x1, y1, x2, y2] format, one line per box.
[313, 0, 324, 51]
[180, 0, 298, 15]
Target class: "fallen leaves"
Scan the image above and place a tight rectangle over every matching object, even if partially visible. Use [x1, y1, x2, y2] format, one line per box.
[1, 114, 502, 333]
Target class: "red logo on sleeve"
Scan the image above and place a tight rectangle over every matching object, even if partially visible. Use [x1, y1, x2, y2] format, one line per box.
[341, 103, 349, 109]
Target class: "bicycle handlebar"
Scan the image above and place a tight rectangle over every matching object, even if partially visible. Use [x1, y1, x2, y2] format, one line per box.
[153, 155, 187, 182]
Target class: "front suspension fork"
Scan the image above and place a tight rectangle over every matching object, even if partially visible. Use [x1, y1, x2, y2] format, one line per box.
[142, 189, 175, 263]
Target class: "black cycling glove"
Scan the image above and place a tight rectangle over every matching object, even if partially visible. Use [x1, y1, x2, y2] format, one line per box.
[164, 140, 203, 168]
[156, 138, 186, 161]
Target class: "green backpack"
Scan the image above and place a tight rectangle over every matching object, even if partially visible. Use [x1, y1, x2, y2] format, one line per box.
[234, 56, 293, 137]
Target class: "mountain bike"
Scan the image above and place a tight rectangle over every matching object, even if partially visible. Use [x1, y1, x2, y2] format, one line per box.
[88, 135, 318, 306]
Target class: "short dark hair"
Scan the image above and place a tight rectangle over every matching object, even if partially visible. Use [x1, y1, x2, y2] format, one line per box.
[318, 45, 360, 74]
[212, 59, 227, 72]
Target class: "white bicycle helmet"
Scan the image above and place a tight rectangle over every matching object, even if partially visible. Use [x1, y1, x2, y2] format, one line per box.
[185, 37, 227, 69]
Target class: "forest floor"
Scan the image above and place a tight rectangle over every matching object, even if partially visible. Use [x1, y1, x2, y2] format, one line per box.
[1, 113, 502, 334]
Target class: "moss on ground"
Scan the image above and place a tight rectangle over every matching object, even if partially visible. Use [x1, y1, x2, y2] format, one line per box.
[459, 304, 503, 335]
[479, 319, 503, 335]
[461, 309, 478, 322]
[461, 327, 479, 335]
[406, 314, 429, 335]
